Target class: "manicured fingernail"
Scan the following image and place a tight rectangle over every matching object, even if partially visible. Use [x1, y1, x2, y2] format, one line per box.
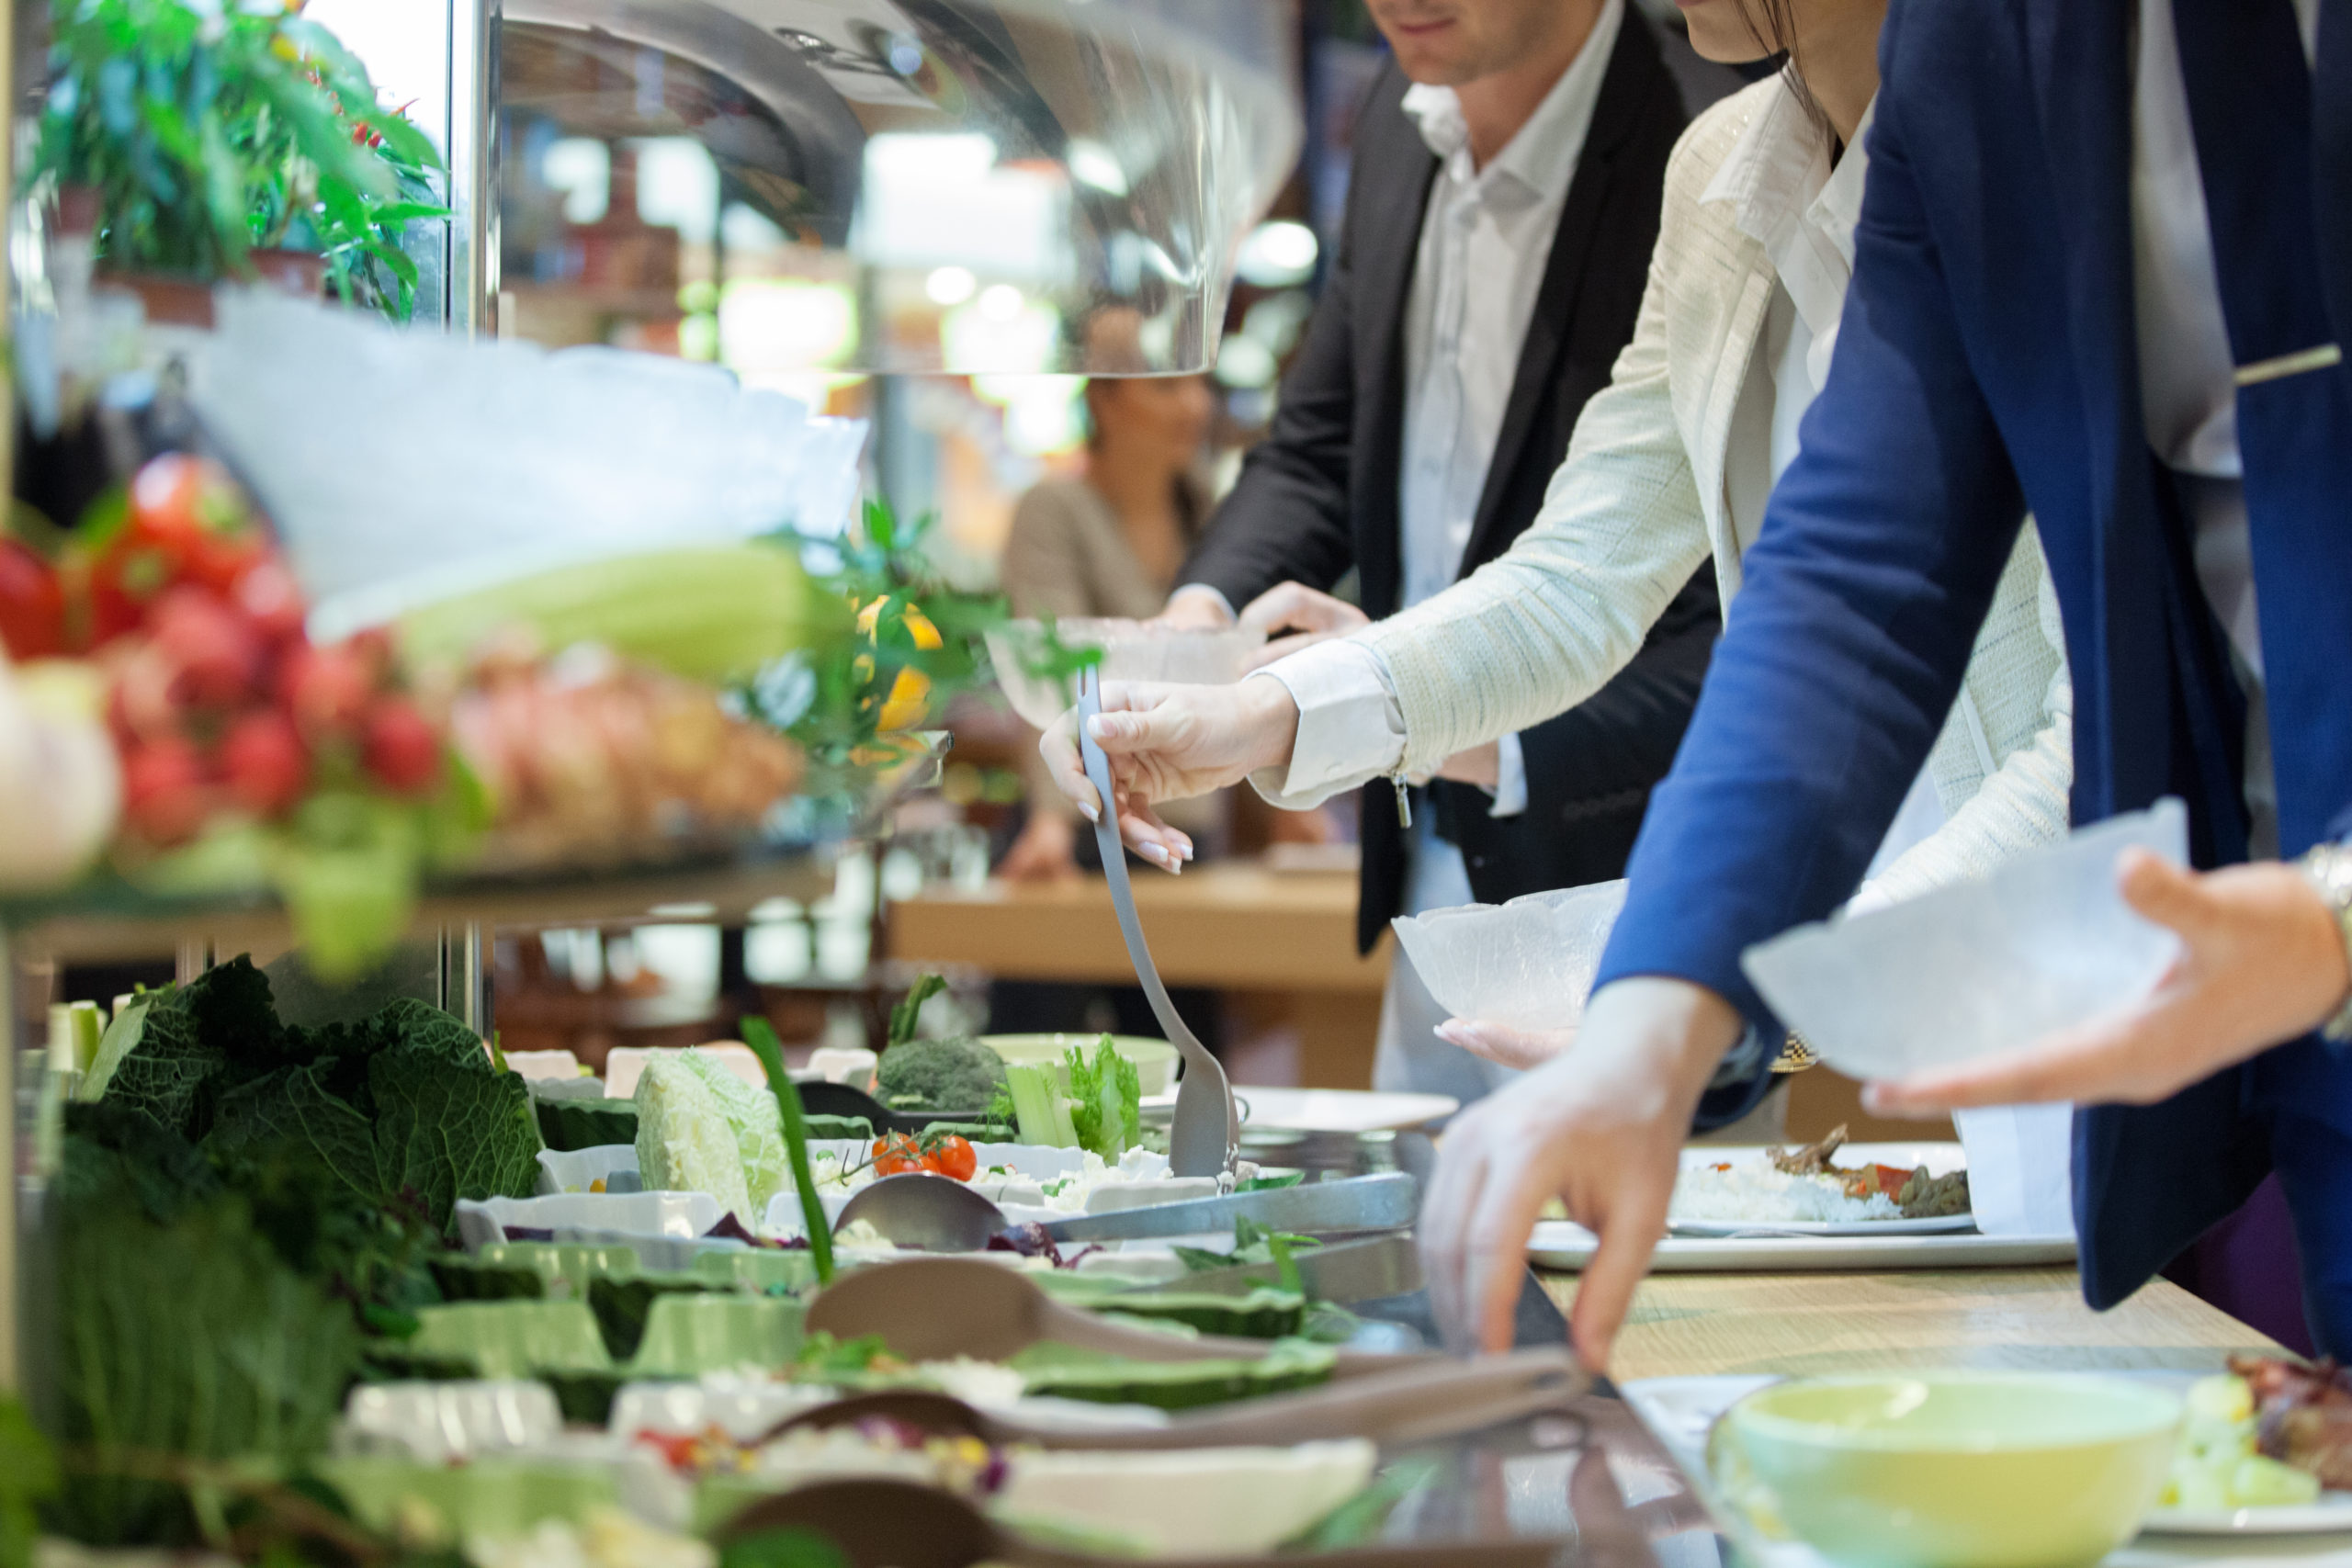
[1176, 838, 1195, 862]
[1078, 798, 1099, 823]
[1140, 843, 1170, 867]
[1086, 715, 1116, 740]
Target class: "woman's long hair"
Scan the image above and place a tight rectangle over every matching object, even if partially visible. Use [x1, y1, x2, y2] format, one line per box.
[1737, 0, 1837, 150]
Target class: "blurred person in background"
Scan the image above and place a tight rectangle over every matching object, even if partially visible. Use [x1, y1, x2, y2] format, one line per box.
[997, 358, 1218, 883]
[1154, 0, 1721, 1109]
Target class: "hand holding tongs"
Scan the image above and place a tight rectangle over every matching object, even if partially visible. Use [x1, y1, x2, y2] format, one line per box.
[1076, 665, 1241, 1177]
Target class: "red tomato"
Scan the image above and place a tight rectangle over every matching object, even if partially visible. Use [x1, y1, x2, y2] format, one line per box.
[1873, 1164, 1914, 1200]
[0, 540, 64, 659]
[872, 1134, 926, 1177]
[922, 1134, 977, 1182]
[362, 696, 441, 795]
[221, 709, 311, 817]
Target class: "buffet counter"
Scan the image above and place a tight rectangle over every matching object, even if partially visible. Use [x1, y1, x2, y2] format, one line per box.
[1549, 1268, 2278, 1382]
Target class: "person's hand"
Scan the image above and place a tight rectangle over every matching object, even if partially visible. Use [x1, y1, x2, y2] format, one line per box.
[1420, 976, 1741, 1369]
[998, 810, 1081, 883]
[1434, 741, 1500, 790]
[1237, 582, 1370, 671]
[1038, 678, 1300, 869]
[1865, 849, 2352, 1115]
[1436, 1018, 1576, 1072]
[1153, 587, 1237, 630]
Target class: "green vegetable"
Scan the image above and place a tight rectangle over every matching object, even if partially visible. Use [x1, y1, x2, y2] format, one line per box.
[677, 1049, 793, 1212]
[888, 974, 949, 1048]
[1065, 1035, 1141, 1161]
[721, 1528, 854, 1568]
[0, 1396, 60, 1568]
[1004, 1061, 1080, 1148]
[743, 1015, 833, 1285]
[428, 1257, 546, 1303]
[83, 959, 541, 1232]
[1172, 1214, 1323, 1274]
[538, 1370, 636, 1428]
[874, 1035, 1007, 1114]
[801, 1114, 875, 1143]
[398, 544, 820, 683]
[1086, 1287, 1308, 1339]
[47, 1182, 362, 1545]
[586, 1275, 720, 1362]
[534, 1096, 639, 1152]
[633, 1055, 755, 1224]
[1010, 1340, 1336, 1411]
[792, 1331, 897, 1378]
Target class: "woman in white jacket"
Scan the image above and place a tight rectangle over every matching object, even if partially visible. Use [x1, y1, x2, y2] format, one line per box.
[1047, 0, 2073, 1070]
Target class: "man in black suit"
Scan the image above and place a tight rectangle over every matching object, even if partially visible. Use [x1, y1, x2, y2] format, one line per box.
[1159, 0, 1718, 1100]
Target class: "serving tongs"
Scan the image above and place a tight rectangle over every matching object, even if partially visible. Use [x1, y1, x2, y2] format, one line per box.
[1076, 664, 1240, 1177]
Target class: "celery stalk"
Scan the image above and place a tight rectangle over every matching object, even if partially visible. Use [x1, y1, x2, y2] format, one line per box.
[1005, 1062, 1080, 1147]
[741, 1015, 833, 1285]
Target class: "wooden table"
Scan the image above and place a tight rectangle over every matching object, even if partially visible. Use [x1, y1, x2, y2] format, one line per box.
[887, 863, 1392, 1087]
[1537, 1268, 2279, 1382]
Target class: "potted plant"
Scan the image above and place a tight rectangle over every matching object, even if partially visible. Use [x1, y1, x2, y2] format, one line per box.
[34, 0, 447, 322]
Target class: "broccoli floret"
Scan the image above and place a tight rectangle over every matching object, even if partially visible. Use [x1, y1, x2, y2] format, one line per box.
[875, 1036, 1007, 1113]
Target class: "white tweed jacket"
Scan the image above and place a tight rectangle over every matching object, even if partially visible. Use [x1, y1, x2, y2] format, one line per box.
[1351, 77, 2074, 906]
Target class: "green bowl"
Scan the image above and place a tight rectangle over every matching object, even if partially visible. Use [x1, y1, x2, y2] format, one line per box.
[982, 1033, 1178, 1097]
[1717, 1374, 2180, 1568]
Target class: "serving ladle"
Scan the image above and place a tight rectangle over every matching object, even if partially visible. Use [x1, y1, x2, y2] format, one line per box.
[1074, 664, 1239, 1177]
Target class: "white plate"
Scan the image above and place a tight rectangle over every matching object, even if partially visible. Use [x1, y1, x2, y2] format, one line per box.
[1529, 1223, 2075, 1272]
[1667, 1214, 1976, 1237]
[1668, 1142, 1971, 1237]
[2144, 1494, 2352, 1535]
[1231, 1086, 1459, 1134]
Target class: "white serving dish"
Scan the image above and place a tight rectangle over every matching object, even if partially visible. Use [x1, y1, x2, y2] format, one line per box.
[500, 1049, 585, 1081]
[984, 618, 1263, 730]
[1233, 1086, 1459, 1134]
[454, 1191, 722, 1250]
[995, 1440, 1379, 1557]
[1390, 880, 1627, 1034]
[1743, 799, 2189, 1080]
[336, 1381, 562, 1462]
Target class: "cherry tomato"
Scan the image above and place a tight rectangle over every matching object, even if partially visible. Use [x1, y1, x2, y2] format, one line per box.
[0, 540, 65, 659]
[922, 1134, 977, 1182]
[872, 1134, 926, 1178]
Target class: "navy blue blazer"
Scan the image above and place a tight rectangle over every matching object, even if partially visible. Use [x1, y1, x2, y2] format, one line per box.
[1593, 0, 2352, 1348]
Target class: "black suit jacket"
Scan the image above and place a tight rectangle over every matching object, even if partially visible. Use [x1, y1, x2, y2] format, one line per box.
[1181, 15, 1720, 953]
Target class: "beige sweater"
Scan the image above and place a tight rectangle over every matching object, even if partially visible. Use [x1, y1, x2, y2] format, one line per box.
[1354, 79, 2074, 906]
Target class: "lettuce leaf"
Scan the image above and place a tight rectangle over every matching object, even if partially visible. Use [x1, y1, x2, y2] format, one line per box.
[1065, 1036, 1141, 1161]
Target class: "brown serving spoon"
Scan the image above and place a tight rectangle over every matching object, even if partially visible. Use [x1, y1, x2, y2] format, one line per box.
[767, 1347, 1588, 1452]
[714, 1476, 1569, 1568]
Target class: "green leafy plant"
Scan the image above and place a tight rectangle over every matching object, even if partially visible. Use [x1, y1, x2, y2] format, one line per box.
[80, 956, 541, 1232]
[742, 1014, 834, 1285]
[36, 0, 448, 319]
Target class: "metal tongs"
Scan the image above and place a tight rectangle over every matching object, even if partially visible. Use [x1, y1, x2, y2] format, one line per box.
[1076, 665, 1241, 1177]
